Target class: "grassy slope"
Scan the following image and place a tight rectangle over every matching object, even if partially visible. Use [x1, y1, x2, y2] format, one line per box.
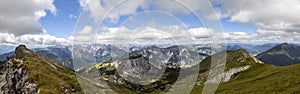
[13, 45, 83, 94]
[191, 63, 300, 94]
[198, 49, 257, 72]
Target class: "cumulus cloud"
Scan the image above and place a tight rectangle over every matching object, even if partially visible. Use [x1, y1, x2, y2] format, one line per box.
[73, 26, 214, 44]
[69, 25, 215, 44]
[216, 0, 300, 35]
[79, 0, 149, 23]
[0, 0, 56, 36]
[69, 25, 300, 44]
[0, 0, 71, 45]
[214, 31, 300, 44]
[0, 33, 69, 45]
[79, 0, 217, 23]
[68, 25, 97, 44]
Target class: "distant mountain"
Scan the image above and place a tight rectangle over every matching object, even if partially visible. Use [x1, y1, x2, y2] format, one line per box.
[256, 43, 300, 66]
[0, 46, 74, 69]
[93, 44, 211, 68]
[0, 45, 16, 55]
[33, 46, 73, 69]
[0, 45, 16, 62]
[0, 52, 14, 62]
[76, 44, 213, 93]
[128, 45, 209, 68]
[227, 43, 278, 55]
[0, 45, 83, 93]
[0, 43, 278, 72]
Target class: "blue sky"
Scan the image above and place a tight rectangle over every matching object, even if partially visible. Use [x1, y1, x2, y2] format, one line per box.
[39, 0, 258, 38]
[39, 0, 81, 38]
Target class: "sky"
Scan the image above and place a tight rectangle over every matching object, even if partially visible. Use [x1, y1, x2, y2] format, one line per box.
[0, 0, 300, 45]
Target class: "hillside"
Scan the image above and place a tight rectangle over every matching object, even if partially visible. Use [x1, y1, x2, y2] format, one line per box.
[191, 63, 300, 93]
[191, 49, 300, 94]
[198, 49, 262, 71]
[257, 43, 300, 66]
[0, 45, 83, 94]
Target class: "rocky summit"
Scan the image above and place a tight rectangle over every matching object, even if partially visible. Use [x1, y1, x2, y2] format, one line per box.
[0, 45, 83, 94]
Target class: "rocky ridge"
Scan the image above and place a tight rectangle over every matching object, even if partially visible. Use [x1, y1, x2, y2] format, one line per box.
[0, 45, 83, 94]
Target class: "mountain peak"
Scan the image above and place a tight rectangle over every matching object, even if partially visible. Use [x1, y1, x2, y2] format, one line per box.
[199, 49, 261, 71]
[274, 43, 297, 50]
[235, 48, 248, 53]
[1, 45, 83, 93]
[257, 43, 300, 66]
[14, 44, 32, 59]
[15, 45, 28, 51]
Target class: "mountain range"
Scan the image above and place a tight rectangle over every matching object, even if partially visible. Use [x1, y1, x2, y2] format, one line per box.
[1, 43, 300, 93]
[0, 43, 277, 70]
[76, 43, 300, 93]
[0, 45, 16, 55]
[226, 43, 278, 55]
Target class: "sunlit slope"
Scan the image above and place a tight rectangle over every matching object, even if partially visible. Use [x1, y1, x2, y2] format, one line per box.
[1, 45, 83, 93]
[192, 49, 300, 94]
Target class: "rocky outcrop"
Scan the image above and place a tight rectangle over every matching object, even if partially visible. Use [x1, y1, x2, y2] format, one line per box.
[206, 65, 251, 83]
[195, 49, 262, 86]
[1, 45, 83, 94]
[1, 59, 37, 94]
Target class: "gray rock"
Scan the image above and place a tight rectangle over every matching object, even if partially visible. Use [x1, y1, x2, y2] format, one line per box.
[0, 59, 37, 94]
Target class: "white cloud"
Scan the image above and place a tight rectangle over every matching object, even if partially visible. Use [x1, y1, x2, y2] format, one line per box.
[79, 0, 217, 23]
[0, 0, 69, 46]
[79, 0, 147, 23]
[0, 0, 56, 36]
[68, 25, 97, 44]
[0, 33, 69, 45]
[69, 25, 215, 44]
[69, 14, 77, 19]
[69, 25, 300, 44]
[92, 26, 213, 44]
[0, 33, 16, 45]
[216, 0, 300, 35]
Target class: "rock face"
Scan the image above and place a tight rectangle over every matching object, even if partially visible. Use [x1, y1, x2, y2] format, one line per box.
[2, 59, 37, 94]
[257, 43, 300, 66]
[206, 65, 251, 83]
[0, 45, 37, 94]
